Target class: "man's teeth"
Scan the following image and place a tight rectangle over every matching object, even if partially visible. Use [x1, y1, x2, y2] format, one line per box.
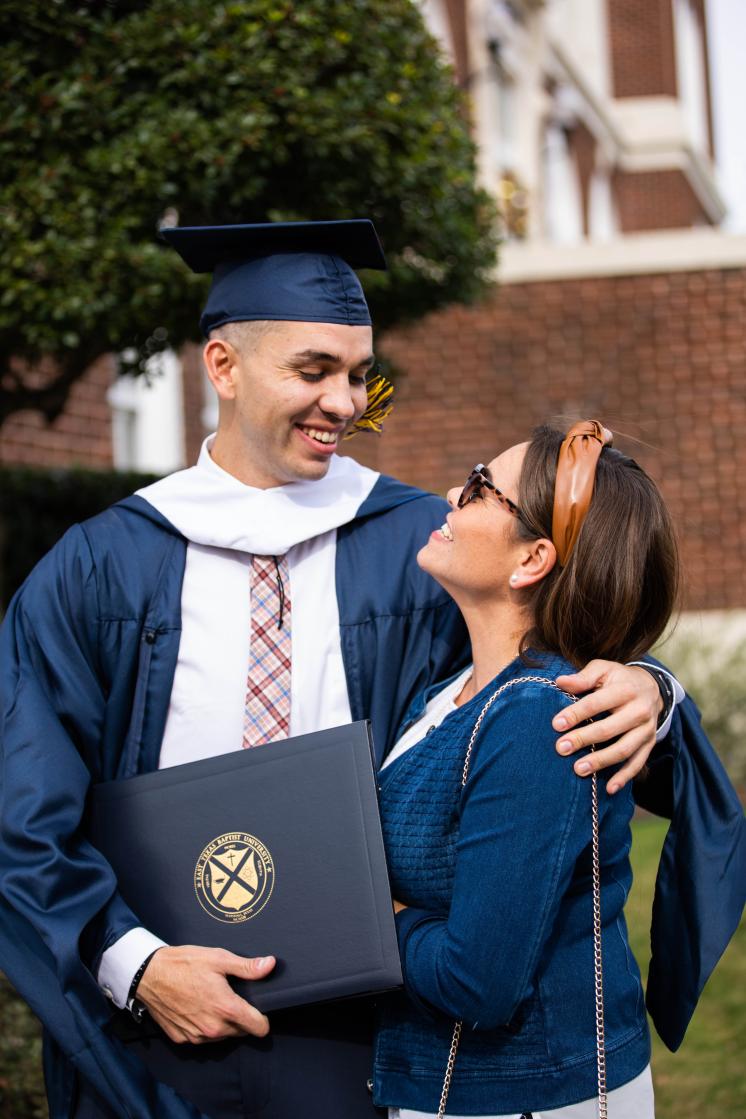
[301, 427, 338, 445]
[440, 523, 454, 541]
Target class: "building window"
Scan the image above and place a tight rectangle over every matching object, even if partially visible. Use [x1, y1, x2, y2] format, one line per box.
[493, 57, 518, 172]
[108, 350, 186, 475]
[588, 169, 617, 241]
[674, 0, 709, 155]
[419, 0, 452, 59]
[542, 122, 584, 243]
[202, 363, 219, 434]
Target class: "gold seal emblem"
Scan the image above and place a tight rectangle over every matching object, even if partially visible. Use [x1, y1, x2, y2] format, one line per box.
[194, 833, 275, 923]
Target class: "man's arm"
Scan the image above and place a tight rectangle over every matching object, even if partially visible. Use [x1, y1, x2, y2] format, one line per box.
[98, 930, 275, 1042]
[0, 528, 145, 980]
[551, 660, 682, 793]
[0, 527, 272, 1051]
[137, 946, 274, 1043]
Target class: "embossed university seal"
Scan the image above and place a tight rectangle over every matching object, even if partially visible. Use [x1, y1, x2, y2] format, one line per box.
[194, 832, 275, 923]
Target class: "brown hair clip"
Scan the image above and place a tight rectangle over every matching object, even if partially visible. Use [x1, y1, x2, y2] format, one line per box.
[551, 420, 613, 566]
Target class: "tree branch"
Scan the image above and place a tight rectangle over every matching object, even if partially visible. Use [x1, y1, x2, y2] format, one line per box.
[0, 348, 106, 428]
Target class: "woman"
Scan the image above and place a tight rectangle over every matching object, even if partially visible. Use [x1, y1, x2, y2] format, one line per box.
[373, 421, 679, 1118]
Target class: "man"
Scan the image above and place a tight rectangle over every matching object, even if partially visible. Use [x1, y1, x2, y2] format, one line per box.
[0, 220, 741, 1119]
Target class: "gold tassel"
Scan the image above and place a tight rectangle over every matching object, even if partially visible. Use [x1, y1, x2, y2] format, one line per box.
[344, 370, 395, 438]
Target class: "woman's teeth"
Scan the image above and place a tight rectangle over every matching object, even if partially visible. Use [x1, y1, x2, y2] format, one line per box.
[439, 523, 454, 541]
[300, 426, 337, 445]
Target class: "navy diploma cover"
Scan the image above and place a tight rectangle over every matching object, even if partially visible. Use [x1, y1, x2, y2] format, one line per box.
[91, 722, 402, 1010]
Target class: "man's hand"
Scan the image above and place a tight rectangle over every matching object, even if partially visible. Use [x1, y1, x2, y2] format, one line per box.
[553, 661, 662, 794]
[136, 945, 275, 1044]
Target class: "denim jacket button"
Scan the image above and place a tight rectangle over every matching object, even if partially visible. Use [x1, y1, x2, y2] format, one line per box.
[366, 1078, 373, 1094]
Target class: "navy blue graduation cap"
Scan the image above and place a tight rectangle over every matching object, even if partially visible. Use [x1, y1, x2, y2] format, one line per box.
[161, 219, 387, 336]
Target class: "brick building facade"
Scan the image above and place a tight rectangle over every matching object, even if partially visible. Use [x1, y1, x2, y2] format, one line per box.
[0, 356, 114, 469]
[347, 253, 746, 611]
[1, 0, 743, 613]
[608, 0, 681, 99]
[347, 0, 744, 612]
[606, 0, 716, 230]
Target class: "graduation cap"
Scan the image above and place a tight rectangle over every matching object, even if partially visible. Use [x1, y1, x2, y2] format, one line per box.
[161, 219, 387, 337]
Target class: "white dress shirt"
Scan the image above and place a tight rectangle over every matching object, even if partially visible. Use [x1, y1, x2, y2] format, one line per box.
[97, 439, 379, 1007]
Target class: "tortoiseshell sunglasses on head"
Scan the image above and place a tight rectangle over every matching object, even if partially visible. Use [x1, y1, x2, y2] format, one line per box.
[457, 464, 525, 522]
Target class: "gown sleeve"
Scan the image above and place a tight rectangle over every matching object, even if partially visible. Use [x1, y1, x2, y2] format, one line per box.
[643, 693, 746, 1051]
[0, 527, 205, 1118]
[0, 525, 142, 976]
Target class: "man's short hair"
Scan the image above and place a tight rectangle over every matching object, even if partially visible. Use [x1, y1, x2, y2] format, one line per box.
[209, 320, 274, 354]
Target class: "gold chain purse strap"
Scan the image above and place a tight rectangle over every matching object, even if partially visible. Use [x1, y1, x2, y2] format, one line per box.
[437, 676, 608, 1119]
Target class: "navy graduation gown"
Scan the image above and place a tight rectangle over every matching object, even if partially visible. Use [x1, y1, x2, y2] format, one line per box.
[0, 475, 743, 1117]
[0, 476, 467, 1118]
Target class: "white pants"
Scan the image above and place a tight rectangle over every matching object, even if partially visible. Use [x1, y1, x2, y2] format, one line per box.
[389, 1063, 655, 1119]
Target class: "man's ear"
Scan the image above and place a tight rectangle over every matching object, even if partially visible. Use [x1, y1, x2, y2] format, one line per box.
[203, 338, 240, 401]
[510, 537, 557, 590]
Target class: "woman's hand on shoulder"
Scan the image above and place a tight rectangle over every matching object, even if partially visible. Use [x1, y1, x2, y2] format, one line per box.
[552, 660, 661, 794]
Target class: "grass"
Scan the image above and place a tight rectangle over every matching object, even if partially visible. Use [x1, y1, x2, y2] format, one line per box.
[626, 816, 745, 1117]
[0, 973, 46, 1119]
[0, 817, 743, 1117]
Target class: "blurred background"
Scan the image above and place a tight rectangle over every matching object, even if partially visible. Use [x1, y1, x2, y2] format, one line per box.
[0, 2, 743, 1116]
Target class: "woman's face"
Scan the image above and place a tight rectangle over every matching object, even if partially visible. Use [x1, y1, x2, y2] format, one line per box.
[418, 442, 529, 602]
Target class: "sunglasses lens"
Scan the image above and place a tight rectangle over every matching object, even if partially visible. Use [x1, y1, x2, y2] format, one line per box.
[458, 473, 482, 508]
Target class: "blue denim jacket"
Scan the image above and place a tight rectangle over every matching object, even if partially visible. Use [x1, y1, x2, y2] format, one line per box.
[373, 653, 650, 1115]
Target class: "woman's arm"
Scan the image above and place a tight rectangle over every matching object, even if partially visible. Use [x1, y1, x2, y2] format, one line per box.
[395, 685, 605, 1030]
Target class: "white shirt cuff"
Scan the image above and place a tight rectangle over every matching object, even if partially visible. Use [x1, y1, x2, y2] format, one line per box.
[96, 927, 168, 1010]
[629, 663, 685, 743]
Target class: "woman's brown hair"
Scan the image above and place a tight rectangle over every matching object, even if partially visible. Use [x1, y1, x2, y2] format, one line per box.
[516, 425, 679, 667]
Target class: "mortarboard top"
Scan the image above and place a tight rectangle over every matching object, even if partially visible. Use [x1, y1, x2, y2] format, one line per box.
[161, 219, 387, 336]
[161, 219, 386, 274]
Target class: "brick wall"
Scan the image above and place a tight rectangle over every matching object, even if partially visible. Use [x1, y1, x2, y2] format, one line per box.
[0, 347, 206, 472]
[607, 0, 677, 98]
[181, 343, 209, 465]
[0, 355, 114, 469]
[567, 122, 597, 237]
[347, 266, 746, 610]
[614, 169, 710, 231]
[443, 0, 470, 89]
[3, 267, 743, 611]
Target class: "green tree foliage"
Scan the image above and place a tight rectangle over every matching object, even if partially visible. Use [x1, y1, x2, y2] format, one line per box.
[655, 623, 746, 795]
[0, 0, 496, 425]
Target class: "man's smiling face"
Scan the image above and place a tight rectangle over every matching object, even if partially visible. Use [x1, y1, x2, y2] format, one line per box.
[205, 320, 374, 487]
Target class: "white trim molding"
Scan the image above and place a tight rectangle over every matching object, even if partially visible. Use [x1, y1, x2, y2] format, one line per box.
[498, 227, 746, 283]
[608, 96, 726, 223]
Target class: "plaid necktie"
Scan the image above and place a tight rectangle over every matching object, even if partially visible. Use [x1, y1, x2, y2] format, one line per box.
[243, 554, 292, 747]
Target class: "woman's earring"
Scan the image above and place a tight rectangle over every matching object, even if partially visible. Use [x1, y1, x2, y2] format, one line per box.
[509, 574, 518, 586]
